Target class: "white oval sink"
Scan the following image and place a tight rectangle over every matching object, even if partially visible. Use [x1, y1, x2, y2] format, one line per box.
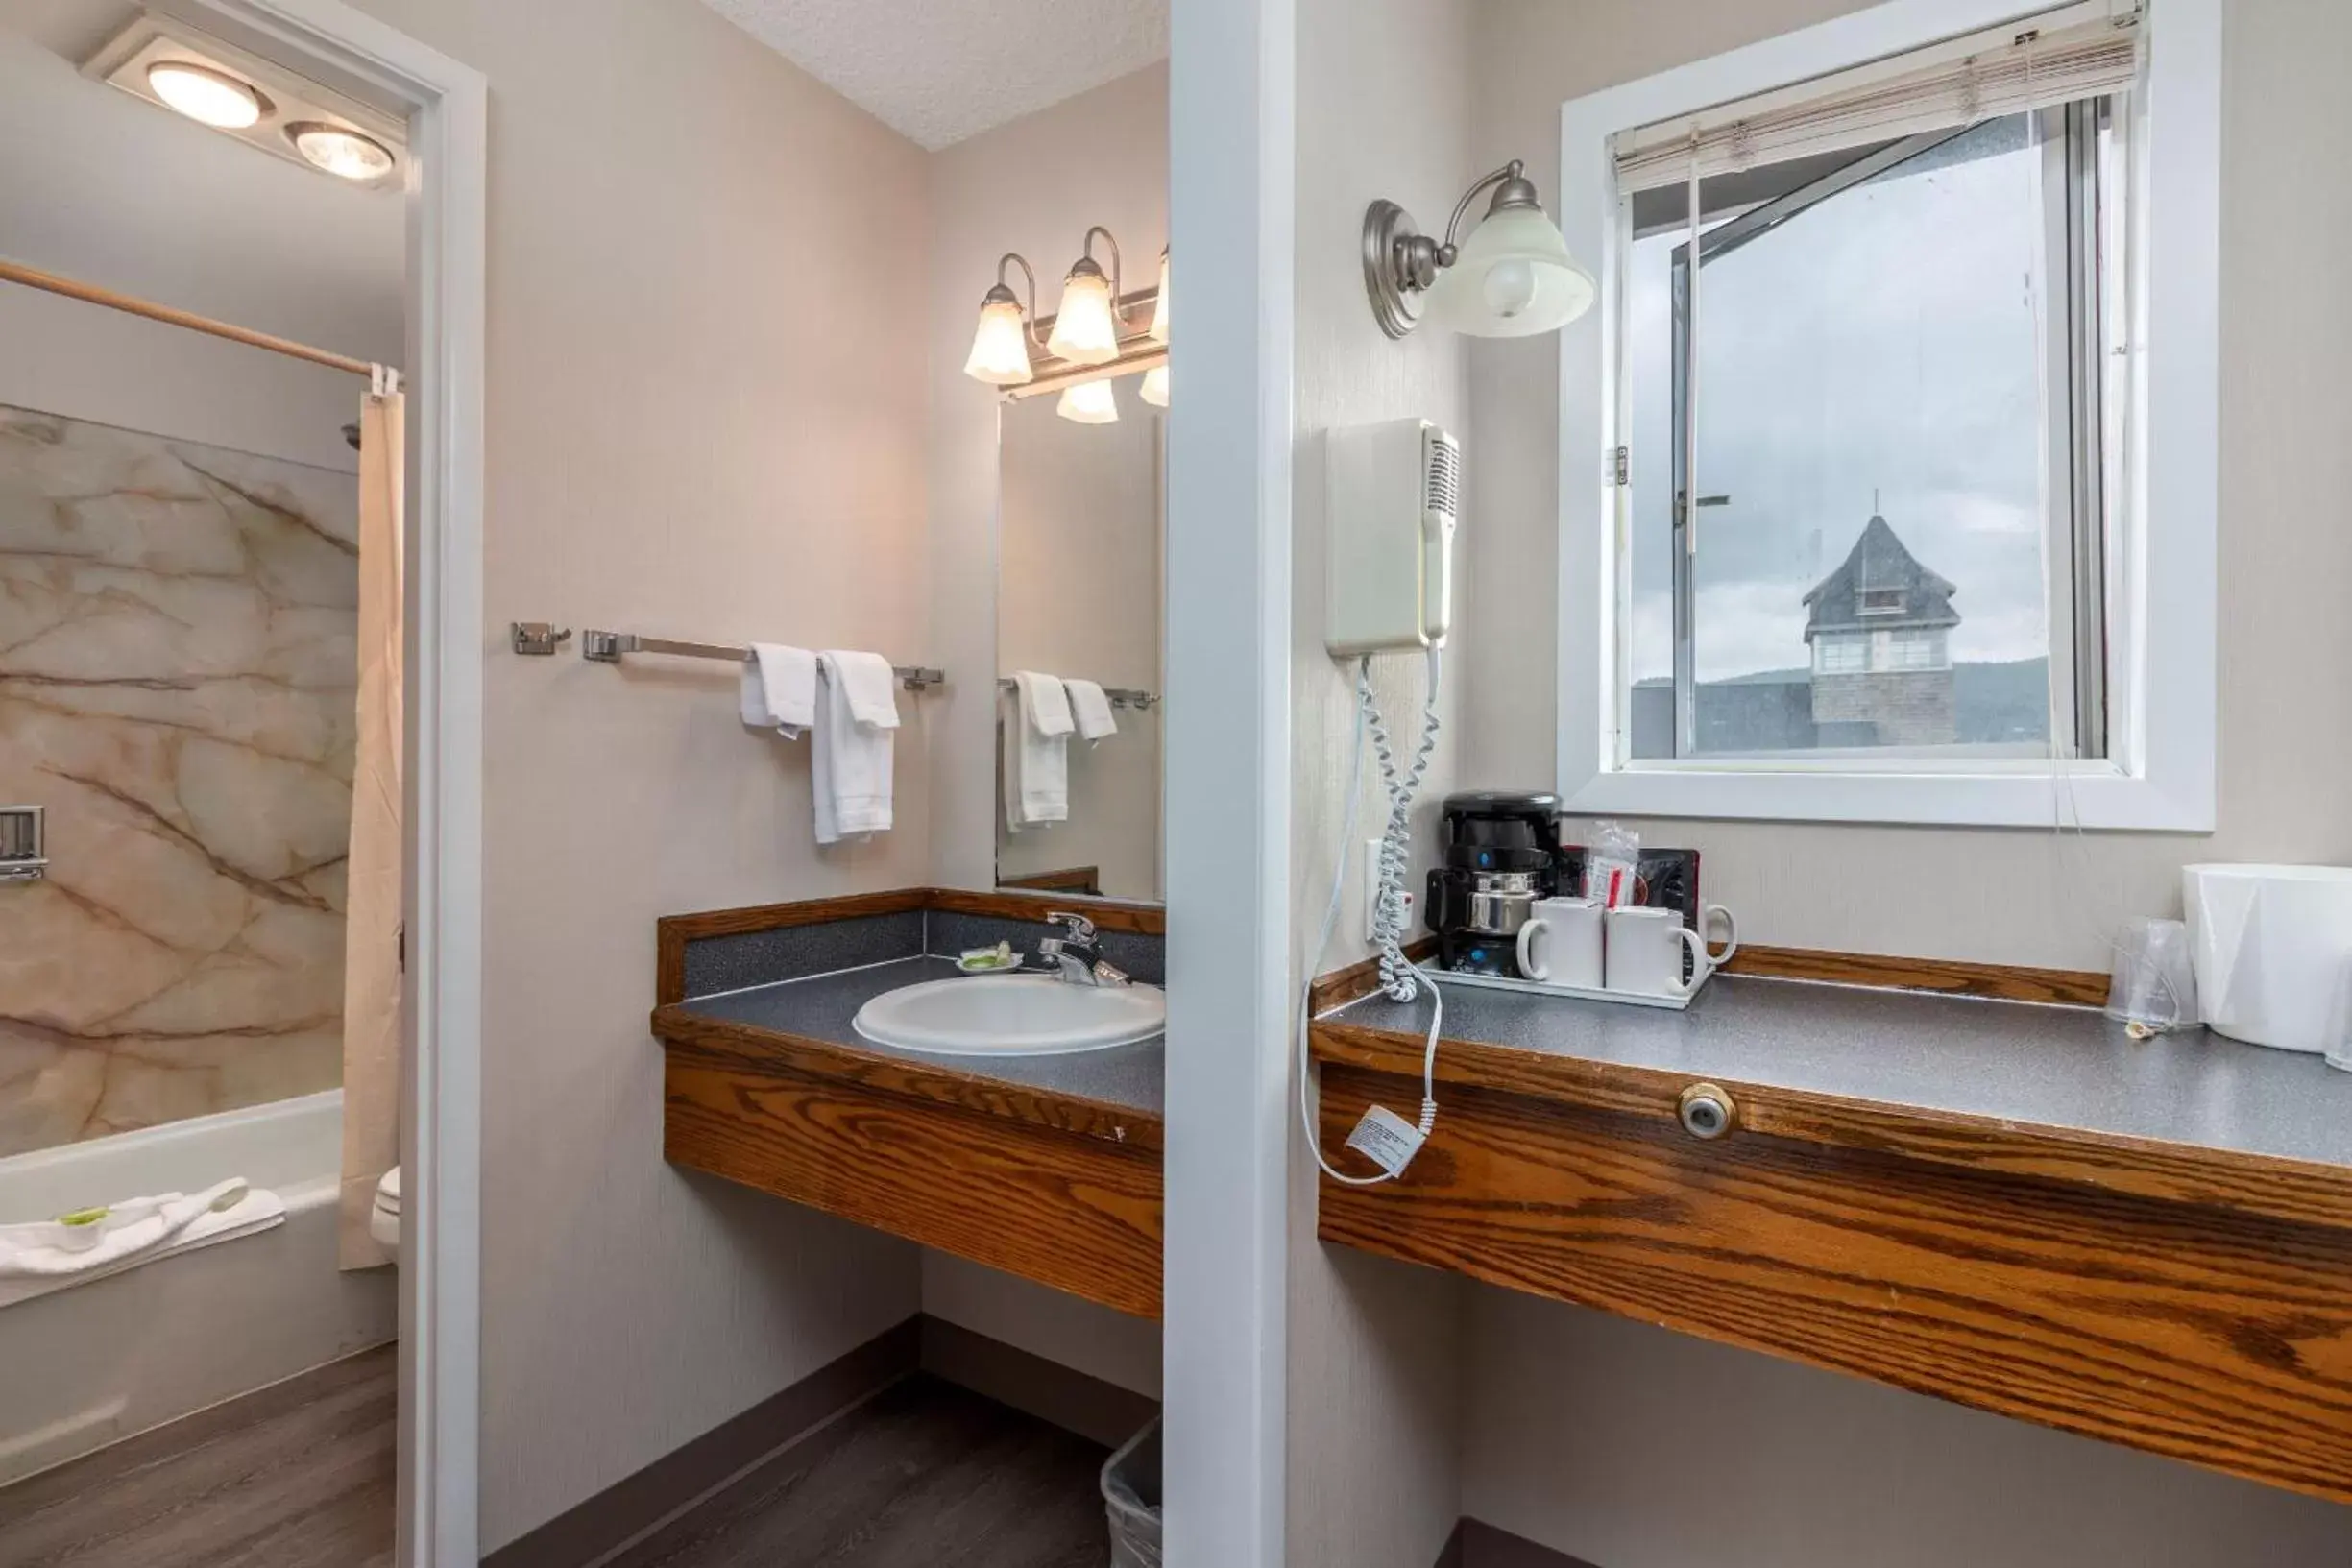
[853, 975, 1166, 1055]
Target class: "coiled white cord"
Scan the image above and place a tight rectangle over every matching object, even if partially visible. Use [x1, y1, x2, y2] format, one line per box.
[1297, 647, 1444, 1187]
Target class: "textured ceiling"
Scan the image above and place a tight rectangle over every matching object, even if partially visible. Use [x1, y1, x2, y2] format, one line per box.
[700, 0, 1167, 151]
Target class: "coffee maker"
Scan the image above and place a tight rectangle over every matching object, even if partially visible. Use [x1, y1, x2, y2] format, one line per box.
[1425, 791, 1563, 975]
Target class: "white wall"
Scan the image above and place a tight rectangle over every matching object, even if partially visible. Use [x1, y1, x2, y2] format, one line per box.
[920, 60, 1172, 1401]
[1287, 2, 1479, 1565]
[1448, 3, 2352, 1564]
[331, 0, 940, 1548]
[927, 63, 1170, 893]
[1462, 0, 2352, 972]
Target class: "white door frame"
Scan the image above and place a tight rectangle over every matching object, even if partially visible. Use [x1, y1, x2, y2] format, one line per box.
[170, 2, 485, 1562]
[1163, 0, 1294, 1561]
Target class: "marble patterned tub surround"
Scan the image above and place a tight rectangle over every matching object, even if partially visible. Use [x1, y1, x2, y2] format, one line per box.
[0, 405, 358, 1157]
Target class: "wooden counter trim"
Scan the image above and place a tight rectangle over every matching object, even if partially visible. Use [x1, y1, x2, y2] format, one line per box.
[925, 885, 1165, 935]
[653, 1006, 1163, 1153]
[1315, 1062, 2352, 1507]
[656, 889, 931, 1005]
[1311, 1019, 2352, 1237]
[666, 1042, 1161, 1318]
[1721, 943, 2111, 1007]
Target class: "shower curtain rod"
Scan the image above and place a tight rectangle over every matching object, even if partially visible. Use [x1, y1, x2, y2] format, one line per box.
[0, 257, 388, 380]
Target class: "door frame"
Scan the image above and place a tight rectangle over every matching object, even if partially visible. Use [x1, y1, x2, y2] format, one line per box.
[171, 1, 486, 1561]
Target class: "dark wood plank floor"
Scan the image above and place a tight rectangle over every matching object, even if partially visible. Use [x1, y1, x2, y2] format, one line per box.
[0, 1343, 396, 1568]
[607, 1375, 1112, 1568]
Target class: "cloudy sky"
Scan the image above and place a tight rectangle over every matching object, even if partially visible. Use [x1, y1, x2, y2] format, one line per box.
[1625, 117, 2059, 684]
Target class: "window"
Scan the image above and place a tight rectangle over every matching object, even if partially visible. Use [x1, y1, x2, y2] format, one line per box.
[1558, 0, 2219, 829]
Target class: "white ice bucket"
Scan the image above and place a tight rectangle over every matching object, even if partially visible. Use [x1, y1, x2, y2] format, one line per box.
[2181, 864, 2352, 1054]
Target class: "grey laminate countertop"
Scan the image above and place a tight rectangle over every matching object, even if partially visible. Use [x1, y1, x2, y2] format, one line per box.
[678, 956, 1165, 1119]
[1328, 973, 2352, 1171]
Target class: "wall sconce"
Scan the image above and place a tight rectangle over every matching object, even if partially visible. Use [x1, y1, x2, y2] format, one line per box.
[966, 231, 1169, 421]
[1363, 160, 1594, 340]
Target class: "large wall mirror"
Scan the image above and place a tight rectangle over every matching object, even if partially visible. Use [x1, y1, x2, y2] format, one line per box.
[995, 374, 1164, 902]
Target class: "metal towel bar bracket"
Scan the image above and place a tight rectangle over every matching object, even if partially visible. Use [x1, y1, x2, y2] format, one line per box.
[576, 628, 945, 691]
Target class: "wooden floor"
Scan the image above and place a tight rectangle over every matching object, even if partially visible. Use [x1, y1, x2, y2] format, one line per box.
[0, 1344, 397, 1568]
[607, 1375, 1112, 1568]
[0, 1356, 1112, 1568]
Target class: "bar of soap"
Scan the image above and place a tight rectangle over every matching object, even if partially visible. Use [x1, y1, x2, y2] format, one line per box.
[958, 941, 1018, 973]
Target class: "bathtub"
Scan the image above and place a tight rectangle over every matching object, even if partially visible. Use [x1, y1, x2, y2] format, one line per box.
[0, 1090, 398, 1484]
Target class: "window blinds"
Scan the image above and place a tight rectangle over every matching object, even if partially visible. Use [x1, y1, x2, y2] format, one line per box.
[1612, 6, 2142, 194]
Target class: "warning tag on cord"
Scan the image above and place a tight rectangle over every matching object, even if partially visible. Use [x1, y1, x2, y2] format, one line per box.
[1345, 1104, 1426, 1177]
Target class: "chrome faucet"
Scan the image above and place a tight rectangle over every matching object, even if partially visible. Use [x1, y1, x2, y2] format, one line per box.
[1039, 911, 1130, 988]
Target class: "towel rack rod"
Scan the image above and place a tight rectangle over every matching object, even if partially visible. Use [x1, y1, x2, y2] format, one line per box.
[581, 629, 945, 690]
[997, 677, 1159, 712]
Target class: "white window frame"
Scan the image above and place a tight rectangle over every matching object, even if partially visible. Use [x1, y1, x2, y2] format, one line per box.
[1557, 0, 2217, 830]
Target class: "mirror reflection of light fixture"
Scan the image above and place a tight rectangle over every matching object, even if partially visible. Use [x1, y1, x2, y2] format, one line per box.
[1056, 377, 1120, 424]
[1139, 364, 1169, 408]
[964, 253, 1042, 386]
[1362, 160, 1594, 339]
[147, 60, 266, 129]
[1046, 226, 1129, 365]
[287, 121, 396, 181]
[1148, 247, 1170, 345]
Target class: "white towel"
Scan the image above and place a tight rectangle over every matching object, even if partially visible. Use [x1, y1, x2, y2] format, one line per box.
[1004, 675, 1069, 831]
[813, 651, 898, 843]
[1012, 670, 1074, 738]
[740, 643, 816, 738]
[1063, 678, 1119, 742]
[0, 1179, 287, 1311]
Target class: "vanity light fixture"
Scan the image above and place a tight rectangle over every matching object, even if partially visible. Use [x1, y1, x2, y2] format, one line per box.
[1056, 377, 1120, 425]
[1363, 160, 1594, 339]
[1148, 247, 1170, 345]
[1138, 364, 1169, 408]
[287, 122, 396, 182]
[1045, 227, 1131, 366]
[964, 253, 1042, 387]
[146, 60, 266, 129]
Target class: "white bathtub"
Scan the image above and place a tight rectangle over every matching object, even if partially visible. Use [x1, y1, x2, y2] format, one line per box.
[0, 1090, 398, 1484]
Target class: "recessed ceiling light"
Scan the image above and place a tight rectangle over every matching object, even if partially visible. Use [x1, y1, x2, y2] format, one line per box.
[147, 60, 265, 129]
[287, 122, 396, 182]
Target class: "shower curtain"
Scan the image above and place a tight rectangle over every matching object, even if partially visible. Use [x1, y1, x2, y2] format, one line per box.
[339, 377, 404, 1268]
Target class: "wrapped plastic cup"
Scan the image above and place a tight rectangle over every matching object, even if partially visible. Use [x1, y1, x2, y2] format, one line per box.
[2105, 917, 2198, 1033]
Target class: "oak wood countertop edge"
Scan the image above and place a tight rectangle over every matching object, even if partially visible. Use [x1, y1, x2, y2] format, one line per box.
[1308, 1017, 2352, 1236]
[653, 1004, 1165, 1155]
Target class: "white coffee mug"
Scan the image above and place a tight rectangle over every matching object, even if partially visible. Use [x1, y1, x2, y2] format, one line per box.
[1516, 896, 1603, 990]
[1605, 905, 1708, 999]
[1700, 902, 1740, 967]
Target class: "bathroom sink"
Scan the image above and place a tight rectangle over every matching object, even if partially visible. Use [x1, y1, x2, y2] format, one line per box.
[853, 975, 1166, 1056]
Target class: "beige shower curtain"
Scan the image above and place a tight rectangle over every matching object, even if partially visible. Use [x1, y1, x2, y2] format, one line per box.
[339, 377, 404, 1268]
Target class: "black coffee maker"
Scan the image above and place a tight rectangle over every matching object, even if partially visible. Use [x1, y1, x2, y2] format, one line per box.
[1426, 791, 1563, 975]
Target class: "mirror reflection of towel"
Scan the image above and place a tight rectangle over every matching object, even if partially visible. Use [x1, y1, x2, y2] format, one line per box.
[1063, 678, 1118, 742]
[1005, 672, 1071, 831]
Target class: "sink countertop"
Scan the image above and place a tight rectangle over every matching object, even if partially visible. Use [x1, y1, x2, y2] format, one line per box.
[673, 956, 1165, 1120]
[1327, 973, 2352, 1174]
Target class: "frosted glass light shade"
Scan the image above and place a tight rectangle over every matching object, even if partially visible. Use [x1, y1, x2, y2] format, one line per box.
[963, 296, 1034, 386]
[1057, 378, 1120, 424]
[1423, 204, 1595, 338]
[290, 123, 395, 181]
[1148, 250, 1170, 345]
[148, 61, 263, 129]
[1047, 266, 1121, 364]
[1139, 364, 1169, 408]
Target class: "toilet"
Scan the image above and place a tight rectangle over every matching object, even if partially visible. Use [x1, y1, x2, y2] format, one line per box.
[369, 1167, 401, 1265]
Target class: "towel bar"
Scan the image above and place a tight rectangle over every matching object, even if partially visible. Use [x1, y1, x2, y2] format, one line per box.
[996, 677, 1159, 712]
[579, 629, 945, 691]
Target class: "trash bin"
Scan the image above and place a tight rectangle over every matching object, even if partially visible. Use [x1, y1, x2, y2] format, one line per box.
[1101, 1417, 1162, 1568]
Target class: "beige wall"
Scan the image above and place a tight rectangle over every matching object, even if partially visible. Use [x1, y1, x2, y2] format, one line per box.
[342, 0, 937, 1548]
[1448, 4, 2352, 1565]
[1288, 2, 1482, 1565]
[1464, 0, 2352, 972]
[928, 64, 1170, 893]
